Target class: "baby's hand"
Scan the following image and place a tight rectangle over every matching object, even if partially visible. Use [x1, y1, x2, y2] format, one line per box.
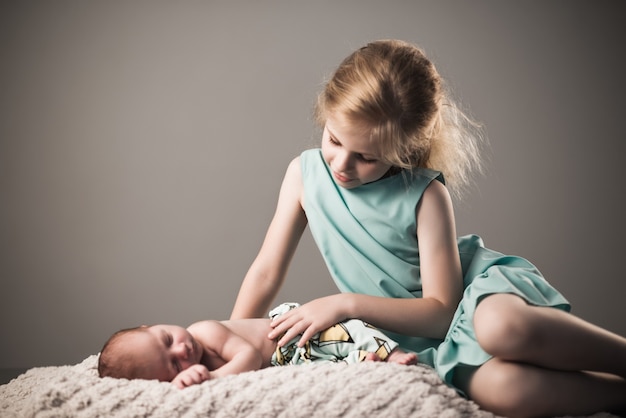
[171, 364, 210, 389]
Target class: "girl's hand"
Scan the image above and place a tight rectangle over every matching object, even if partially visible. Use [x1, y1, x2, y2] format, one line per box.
[171, 364, 211, 389]
[268, 295, 350, 347]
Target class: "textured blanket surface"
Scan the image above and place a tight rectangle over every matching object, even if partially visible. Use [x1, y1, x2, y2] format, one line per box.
[0, 355, 619, 418]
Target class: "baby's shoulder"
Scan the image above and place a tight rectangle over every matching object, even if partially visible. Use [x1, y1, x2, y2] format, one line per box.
[187, 319, 228, 338]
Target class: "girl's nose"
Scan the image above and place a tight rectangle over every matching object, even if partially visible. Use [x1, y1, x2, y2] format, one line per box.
[334, 150, 353, 172]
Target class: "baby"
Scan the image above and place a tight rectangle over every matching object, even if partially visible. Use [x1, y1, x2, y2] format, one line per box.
[98, 303, 417, 389]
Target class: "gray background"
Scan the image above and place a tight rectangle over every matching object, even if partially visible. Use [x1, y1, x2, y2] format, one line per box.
[1, 1, 625, 369]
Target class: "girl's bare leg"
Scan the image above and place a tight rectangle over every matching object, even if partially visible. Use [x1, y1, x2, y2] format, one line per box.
[474, 293, 626, 376]
[464, 293, 626, 417]
[465, 358, 626, 418]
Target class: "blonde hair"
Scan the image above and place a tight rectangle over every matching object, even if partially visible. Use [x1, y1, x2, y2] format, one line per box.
[315, 39, 485, 198]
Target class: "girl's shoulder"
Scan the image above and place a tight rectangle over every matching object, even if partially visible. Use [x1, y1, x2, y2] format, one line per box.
[420, 176, 452, 207]
[300, 148, 321, 157]
[412, 167, 445, 185]
[295, 148, 327, 184]
[284, 155, 303, 185]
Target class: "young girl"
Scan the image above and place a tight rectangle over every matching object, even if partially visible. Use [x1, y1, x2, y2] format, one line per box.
[230, 39, 626, 417]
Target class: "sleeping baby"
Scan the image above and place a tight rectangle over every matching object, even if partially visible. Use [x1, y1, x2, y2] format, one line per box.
[98, 302, 418, 389]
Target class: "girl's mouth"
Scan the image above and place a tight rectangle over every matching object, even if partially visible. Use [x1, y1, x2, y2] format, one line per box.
[333, 171, 353, 183]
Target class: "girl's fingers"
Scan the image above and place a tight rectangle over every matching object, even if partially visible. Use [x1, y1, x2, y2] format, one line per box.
[273, 318, 312, 346]
[269, 312, 302, 339]
[276, 325, 303, 347]
[270, 309, 298, 329]
[297, 327, 317, 347]
[269, 306, 329, 347]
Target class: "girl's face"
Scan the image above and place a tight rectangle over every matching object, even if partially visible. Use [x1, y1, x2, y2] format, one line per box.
[321, 114, 392, 189]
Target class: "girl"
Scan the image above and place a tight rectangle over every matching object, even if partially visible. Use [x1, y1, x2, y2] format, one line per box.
[230, 39, 626, 417]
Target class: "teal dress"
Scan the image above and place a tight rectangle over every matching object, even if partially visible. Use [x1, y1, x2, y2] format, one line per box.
[300, 149, 570, 391]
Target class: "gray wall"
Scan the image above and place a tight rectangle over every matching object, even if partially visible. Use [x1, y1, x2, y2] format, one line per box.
[1, 1, 624, 368]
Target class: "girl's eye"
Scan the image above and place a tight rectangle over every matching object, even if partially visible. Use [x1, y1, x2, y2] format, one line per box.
[327, 134, 376, 162]
[358, 155, 378, 163]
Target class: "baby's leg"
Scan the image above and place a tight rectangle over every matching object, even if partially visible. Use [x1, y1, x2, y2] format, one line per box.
[363, 349, 417, 365]
[385, 348, 418, 365]
[363, 352, 381, 362]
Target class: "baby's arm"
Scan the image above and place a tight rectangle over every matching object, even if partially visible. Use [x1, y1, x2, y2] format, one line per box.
[188, 320, 264, 380]
[171, 364, 210, 389]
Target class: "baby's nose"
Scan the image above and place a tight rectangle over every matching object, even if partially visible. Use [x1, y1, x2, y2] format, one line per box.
[174, 342, 189, 359]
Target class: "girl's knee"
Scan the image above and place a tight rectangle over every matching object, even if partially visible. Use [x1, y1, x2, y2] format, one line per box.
[473, 294, 538, 358]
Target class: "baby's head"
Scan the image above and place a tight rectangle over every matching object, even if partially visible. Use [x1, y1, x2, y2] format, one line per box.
[98, 324, 202, 382]
[315, 39, 443, 170]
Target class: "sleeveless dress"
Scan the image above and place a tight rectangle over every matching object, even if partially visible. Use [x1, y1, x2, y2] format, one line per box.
[300, 148, 570, 392]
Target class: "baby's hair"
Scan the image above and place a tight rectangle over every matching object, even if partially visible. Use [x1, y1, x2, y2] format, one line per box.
[97, 326, 145, 379]
[315, 39, 485, 198]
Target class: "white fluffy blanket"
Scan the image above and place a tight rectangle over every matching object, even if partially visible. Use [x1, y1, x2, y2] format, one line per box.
[0, 355, 619, 418]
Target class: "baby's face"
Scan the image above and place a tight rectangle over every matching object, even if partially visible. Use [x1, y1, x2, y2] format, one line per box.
[126, 324, 203, 381]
